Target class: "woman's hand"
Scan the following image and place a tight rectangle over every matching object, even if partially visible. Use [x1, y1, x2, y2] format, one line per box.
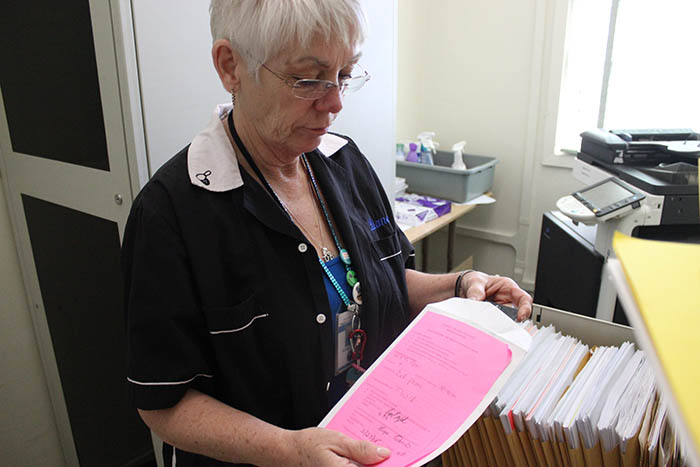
[458, 271, 533, 321]
[288, 427, 391, 466]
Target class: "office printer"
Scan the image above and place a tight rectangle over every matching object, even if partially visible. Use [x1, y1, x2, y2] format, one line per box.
[578, 128, 699, 224]
[536, 128, 700, 323]
[580, 128, 700, 165]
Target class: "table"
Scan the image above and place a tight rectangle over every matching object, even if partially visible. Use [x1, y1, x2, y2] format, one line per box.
[402, 202, 480, 272]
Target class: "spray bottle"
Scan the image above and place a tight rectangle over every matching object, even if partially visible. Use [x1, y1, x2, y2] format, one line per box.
[395, 143, 405, 161]
[417, 131, 438, 166]
[451, 141, 467, 170]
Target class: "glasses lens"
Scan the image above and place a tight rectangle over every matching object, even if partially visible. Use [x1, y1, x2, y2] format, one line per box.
[292, 80, 329, 100]
[344, 72, 369, 93]
[291, 71, 370, 100]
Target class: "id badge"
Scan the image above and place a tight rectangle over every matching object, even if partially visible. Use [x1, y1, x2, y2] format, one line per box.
[335, 310, 354, 375]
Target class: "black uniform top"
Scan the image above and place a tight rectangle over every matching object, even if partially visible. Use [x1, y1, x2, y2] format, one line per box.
[121, 105, 415, 465]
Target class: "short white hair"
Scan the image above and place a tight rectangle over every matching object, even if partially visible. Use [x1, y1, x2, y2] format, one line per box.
[210, 0, 366, 78]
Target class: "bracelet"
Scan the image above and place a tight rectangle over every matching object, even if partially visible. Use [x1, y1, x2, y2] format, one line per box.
[454, 269, 474, 297]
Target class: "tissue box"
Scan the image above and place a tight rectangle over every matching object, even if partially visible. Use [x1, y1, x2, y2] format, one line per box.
[394, 202, 438, 226]
[395, 193, 452, 217]
[394, 194, 452, 226]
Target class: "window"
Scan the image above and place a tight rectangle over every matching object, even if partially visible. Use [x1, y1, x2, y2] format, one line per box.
[555, 0, 700, 153]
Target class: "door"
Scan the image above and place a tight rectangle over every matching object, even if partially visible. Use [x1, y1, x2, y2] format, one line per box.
[0, 1, 152, 465]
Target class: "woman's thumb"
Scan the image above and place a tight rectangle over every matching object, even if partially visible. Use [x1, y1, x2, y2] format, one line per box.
[344, 440, 391, 465]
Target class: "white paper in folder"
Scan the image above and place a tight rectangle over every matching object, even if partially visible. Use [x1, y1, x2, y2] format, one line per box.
[525, 337, 589, 442]
[560, 346, 620, 449]
[509, 332, 567, 432]
[616, 364, 656, 454]
[493, 325, 590, 442]
[549, 345, 607, 447]
[597, 349, 649, 452]
[576, 341, 635, 449]
[494, 326, 557, 434]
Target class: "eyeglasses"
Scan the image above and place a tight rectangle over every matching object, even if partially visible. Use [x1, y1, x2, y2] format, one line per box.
[261, 63, 370, 100]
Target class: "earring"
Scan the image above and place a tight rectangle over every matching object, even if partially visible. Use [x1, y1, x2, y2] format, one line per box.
[231, 90, 236, 106]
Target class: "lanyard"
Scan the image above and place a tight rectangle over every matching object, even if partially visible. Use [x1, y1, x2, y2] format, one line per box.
[227, 111, 285, 211]
[226, 111, 367, 366]
[318, 259, 351, 307]
[299, 155, 359, 294]
[227, 112, 362, 302]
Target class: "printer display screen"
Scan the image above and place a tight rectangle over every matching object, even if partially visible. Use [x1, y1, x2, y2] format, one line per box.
[581, 181, 634, 209]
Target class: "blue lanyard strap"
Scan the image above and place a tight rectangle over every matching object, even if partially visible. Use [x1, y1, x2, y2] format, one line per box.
[318, 258, 351, 307]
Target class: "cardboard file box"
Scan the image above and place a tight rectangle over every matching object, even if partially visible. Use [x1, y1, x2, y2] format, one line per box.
[531, 304, 635, 348]
[442, 304, 640, 467]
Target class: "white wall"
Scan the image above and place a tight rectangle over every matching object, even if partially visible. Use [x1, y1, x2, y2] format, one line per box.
[331, 0, 398, 198]
[0, 178, 64, 466]
[133, 0, 398, 197]
[131, 0, 229, 175]
[397, 0, 583, 287]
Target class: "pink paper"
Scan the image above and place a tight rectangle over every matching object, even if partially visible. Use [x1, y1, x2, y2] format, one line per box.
[325, 312, 512, 466]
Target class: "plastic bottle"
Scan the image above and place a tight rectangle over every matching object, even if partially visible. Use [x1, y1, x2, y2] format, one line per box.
[405, 142, 419, 163]
[420, 144, 434, 165]
[418, 131, 438, 166]
[451, 141, 467, 170]
[395, 143, 405, 161]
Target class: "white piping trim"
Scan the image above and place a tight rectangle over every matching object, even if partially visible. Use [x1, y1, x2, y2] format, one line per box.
[409, 253, 416, 257]
[127, 373, 213, 386]
[172, 448, 176, 467]
[209, 313, 269, 335]
[379, 250, 402, 262]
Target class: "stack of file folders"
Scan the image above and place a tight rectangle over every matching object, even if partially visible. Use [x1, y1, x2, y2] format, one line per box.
[442, 320, 691, 467]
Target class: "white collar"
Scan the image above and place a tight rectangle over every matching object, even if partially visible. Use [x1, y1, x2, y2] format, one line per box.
[187, 103, 349, 192]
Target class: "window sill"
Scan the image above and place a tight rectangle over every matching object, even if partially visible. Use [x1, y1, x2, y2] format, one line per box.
[541, 152, 576, 169]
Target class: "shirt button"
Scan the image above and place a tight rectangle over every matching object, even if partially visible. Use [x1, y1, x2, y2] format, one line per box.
[298, 243, 308, 253]
[316, 313, 327, 324]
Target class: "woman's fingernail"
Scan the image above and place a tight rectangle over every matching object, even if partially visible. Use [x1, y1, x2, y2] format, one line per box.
[377, 447, 391, 457]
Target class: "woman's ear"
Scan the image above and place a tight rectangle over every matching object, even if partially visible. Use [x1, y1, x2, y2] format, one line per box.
[212, 39, 244, 94]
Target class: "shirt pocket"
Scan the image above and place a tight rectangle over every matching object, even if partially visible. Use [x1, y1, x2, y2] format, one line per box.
[203, 295, 280, 384]
[204, 295, 270, 336]
[370, 231, 404, 263]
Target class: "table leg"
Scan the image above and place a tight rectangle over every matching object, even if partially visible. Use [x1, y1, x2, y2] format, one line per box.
[447, 221, 456, 272]
[422, 237, 429, 272]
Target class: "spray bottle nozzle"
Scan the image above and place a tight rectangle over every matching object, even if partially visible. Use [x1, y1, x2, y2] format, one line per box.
[417, 131, 439, 154]
[451, 141, 467, 170]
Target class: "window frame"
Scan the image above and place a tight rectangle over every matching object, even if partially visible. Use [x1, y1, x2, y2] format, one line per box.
[536, 0, 577, 169]
[535, 0, 630, 169]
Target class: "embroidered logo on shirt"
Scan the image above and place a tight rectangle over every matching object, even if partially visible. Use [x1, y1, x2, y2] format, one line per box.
[368, 215, 390, 231]
[196, 170, 212, 186]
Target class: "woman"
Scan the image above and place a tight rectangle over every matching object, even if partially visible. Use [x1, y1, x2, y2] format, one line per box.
[122, 1, 532, 465]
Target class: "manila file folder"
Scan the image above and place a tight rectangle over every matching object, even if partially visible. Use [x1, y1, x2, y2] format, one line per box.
[609, 232, 700, 467]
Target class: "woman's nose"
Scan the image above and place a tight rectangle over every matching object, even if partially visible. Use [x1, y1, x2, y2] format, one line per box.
[315, 86, 344, 114]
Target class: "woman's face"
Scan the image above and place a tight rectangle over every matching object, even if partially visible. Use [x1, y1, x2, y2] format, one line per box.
[236, 37, 361, 159]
